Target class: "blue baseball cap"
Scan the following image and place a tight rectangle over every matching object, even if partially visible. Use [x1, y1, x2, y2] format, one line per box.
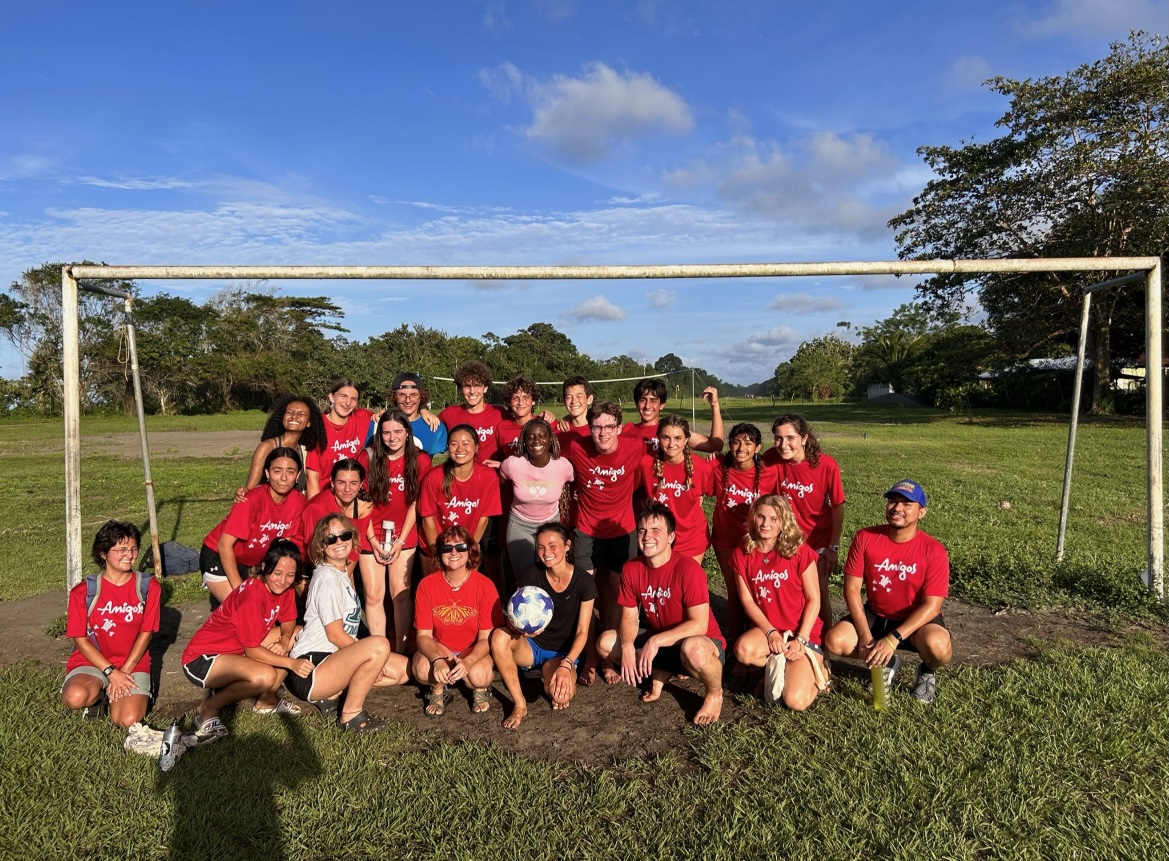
[884, 479, 927, 506]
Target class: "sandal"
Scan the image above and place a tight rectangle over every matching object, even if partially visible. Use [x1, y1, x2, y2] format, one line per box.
[253, 698, 303, 716]
[424, 687, 453, 718]
[471, 687, 493, 714]
[185, 715, 229, 746]
[311, 698, 340, 719]
[338, 710, 386, 734]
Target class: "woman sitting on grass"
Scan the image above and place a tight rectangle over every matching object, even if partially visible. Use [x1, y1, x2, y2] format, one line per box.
[285, 513, 409, 734]
[731, 495, 827, 711]
[490, 523, 597, 729]
[201, 446, 307, 607]
[180, 539, 311, 743]
[61, 520, 162, 728]
[411, 525, 503, 717]
[234, 394, 327, 501]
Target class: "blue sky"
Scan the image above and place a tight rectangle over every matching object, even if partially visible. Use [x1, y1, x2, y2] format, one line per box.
[1, 0, 1162, 384]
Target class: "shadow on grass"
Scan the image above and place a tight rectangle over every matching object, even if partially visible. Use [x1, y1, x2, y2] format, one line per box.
[159, 713, 321, 861]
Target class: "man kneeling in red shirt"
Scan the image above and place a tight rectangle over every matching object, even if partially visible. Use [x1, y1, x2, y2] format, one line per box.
[597, 502, 727, 725]
[823, 479, 953, 704]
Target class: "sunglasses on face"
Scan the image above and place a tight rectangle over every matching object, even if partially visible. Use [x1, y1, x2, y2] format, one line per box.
[438, 542, 470, 554]
[325, 531, 354, 545]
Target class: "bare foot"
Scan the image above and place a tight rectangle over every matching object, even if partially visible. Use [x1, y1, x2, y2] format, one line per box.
[502, 704, 527, 729]
[693, 690, 723, 726]
[602, 667, 622, 686]
[640, 688, 662, 703]
[577, 666, 597, 687]
[551, 699, 570, 711]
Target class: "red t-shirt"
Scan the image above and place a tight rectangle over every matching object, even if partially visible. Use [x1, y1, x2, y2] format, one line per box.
[555, 422, 590, 451]
[300, 491, 371, 562]
[761, 452, 846, 549]
[843, 525, 950, 622]
[66, 575, 162, 674]
[617, 554, 725, 649]
[203, 486, 307, 565]
[493, 418, 527, 462]
[638, 455, 716, 557]
[357, 450, 432, 550]
[710, 463, 780, 550]
[564, 435, 644, 538]
[181, 576, 298, 662]
[307, 407, 376, 488]
[413, 570, 503, 654]
[622, 421, 660, 455]
[417, 463, 502, 550]
[439, 404, 505, 464]
[731, 544, 823, 645]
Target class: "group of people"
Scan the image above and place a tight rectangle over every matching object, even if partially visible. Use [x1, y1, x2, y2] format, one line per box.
[63, 362, 953, 740]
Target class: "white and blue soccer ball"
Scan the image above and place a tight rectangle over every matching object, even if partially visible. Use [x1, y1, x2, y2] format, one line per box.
[505, 586, 555, 636]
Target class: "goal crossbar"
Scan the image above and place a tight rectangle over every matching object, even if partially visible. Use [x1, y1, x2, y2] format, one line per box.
[61, 258, 1164, 597]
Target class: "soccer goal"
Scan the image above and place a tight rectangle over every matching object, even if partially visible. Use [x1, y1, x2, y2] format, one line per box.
[60, 258, 1164, 596]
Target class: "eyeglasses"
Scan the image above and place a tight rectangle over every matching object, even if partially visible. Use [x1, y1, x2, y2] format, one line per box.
[325, 531, 354, 545]
[590, 423, 619, 434]
[437, 542, 469, 553]
[108, 547, 139, 556]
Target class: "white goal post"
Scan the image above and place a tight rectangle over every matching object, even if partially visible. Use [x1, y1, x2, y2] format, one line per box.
[61, 258, 1164, 597]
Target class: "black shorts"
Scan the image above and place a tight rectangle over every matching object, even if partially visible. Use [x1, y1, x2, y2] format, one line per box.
[844, 605, 947, 653]
[182, 654, 220, 689]
[573, 529, 636, 573]
[283, 651, 331, 702]
[481, 515, 501, 556]
[633, 630, 726, 676]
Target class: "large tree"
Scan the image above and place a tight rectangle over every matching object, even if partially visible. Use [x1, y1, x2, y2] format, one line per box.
[774, 334, 853, 401]
[889, 32, 1168, 413]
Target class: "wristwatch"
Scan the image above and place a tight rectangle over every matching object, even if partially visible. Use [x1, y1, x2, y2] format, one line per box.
[890, 629, 904, 644]
[796, 635, 810, 646]
[102, 665, 115, 677]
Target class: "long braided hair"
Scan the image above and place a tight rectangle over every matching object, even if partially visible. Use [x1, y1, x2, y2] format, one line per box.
[654, 414, 695, 494]
[366, 409, 422, 506]
[520, 417, 572, 523]
[772, 414, 822, 467]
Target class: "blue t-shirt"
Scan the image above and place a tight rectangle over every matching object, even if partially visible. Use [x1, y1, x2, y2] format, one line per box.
[411, 415, 449, 456]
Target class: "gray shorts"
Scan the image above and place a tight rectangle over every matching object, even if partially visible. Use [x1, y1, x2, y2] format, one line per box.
[573, 529, 636, 573]
[63, 665, 153, 698]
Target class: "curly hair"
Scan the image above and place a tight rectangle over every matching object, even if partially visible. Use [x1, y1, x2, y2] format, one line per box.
[520, 417, 561, 461]
[453, 361, 493, 389]
[308, 512, 356, 567]
[436, 524, 481, 572]
[91, 520, 141, 568]
[771, 414, 822, 467]
[653, 414, 694, 493]
[742, 494, 804, 558]
[367, 409, 422, 506]
[260, 395, 327, 453]
[501, 374, 539, 418]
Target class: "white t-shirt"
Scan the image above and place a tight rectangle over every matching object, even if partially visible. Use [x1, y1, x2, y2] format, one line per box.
[292, 564, 361, 658]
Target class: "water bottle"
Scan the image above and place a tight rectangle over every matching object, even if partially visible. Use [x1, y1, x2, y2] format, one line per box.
[159, 720, 181, 771]
[871, 664, 888, 712]
[381, 521, 395, 557]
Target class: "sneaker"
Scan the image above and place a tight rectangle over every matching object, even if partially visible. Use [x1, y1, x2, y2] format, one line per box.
[864, 654, 901, 693]
[123, 722, 164, 757]
[912, 664, 938, 704]
[182, 715, 229, 747]
[80, 694, 109, 720]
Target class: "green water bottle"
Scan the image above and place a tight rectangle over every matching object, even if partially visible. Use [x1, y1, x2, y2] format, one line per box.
[871, 664, 888, 712]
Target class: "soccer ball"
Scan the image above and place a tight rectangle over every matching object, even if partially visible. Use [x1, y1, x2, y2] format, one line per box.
[505, 586, 555, 636]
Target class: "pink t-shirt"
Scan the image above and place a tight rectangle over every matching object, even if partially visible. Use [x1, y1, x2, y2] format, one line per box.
[499, 455, 575, 524]
[731, 544, 823, 644]
[843, 526, 950, 621]
[618, 554, 726, 649]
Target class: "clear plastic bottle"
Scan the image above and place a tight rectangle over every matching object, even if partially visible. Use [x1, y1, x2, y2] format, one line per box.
[871, 664, 888, 712]
[381, 521, 395, 557]
[159, 720, 182, 771]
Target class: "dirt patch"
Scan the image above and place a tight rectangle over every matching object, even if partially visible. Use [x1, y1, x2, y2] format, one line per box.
[4, 586, 1161, 766]
[86, 431, 258, 460]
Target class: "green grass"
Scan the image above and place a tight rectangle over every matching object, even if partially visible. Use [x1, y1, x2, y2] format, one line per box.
[1, 408, 1161, 620]
[1, 641, 1165, 860]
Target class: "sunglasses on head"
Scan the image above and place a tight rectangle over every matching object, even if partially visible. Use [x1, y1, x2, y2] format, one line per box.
[438, 542, 470, 554]
[325, 531, 354, 545]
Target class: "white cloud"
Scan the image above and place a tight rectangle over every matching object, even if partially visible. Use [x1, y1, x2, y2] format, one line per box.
[713, 326, 802, 365]
[76, 176, 197, 191]
[646, 288, 676, 309]
[533, 0, 577, 21]
[768, 292, 843, 313]
[482, 61, 694, 163]
[563, 294, 625, 321]
[947, 56, 994, 91]
[482, 1, 511, 31]
[607, 192, 662, 205]
[1020, 0, 1164, 38]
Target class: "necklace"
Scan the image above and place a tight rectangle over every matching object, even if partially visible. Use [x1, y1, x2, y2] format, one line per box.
[443, 571, 467, 591]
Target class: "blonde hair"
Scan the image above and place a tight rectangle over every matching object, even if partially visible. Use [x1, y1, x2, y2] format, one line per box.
[309, 512, 357, 566]
[742, 494, 804, 558]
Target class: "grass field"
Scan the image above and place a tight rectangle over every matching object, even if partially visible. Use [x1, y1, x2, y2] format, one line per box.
[1, 404, 1165, 860]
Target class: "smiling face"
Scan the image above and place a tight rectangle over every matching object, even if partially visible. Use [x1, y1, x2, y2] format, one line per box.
[331, 469, 362, 506]
[730, 433, 760, 469]
[103, 537, 139, 574]
[657, 425, 688, 463]
[535, 530, 569, 569]
[329, 385, 359, 419]
[523, 422, 552, 461]
[263, 556, 299, 595]
[509, 389, 534, 421]
[323, 521, 353, 566]
[636, 515, 674, 561]
[265, 456, 300, 496]
[393, 383, 422, 418]
[282, 401, 311, 434]
[460, 381, 487, 409]
[637, 393, 662, 424]
[562, 385, 592, 421]
[885, 494, 926, 531]
[439, 540, 468, 572]
[752, 503, 781, 545]
[589, 414, 621, 455]
[447, 429, 477, 466]
[381, 418, 409, 455]
[773, 423, 807, 463]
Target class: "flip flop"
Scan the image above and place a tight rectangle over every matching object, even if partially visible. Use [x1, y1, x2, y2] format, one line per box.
[253, 698, 303, 716]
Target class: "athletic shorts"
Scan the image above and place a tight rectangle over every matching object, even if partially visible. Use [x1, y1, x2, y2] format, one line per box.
[481, 515, 501, 556]
[839, 605, 947, 653]
[200, 544, 227, 586]
[633, 630, 726, 677]
[519, 642, 575, 672]
[182, 654, 221, 689]
[283, 651, 332, 702]
[63, 666, 152, 698]
[573, 529, 636, 573]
